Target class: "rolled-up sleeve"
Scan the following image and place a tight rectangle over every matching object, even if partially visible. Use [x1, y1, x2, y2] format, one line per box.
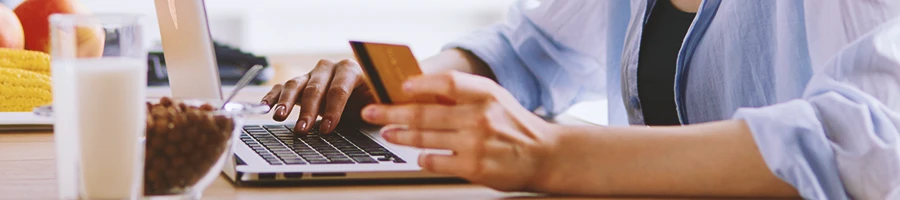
[733, 15, 900, 200]
[442, 0, 630, 117]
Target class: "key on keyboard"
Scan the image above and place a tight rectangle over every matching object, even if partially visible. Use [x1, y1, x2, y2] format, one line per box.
[239, 125, 398, 165]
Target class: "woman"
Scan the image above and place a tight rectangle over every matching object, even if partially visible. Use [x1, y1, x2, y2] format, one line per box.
[261, 0, 900, 199]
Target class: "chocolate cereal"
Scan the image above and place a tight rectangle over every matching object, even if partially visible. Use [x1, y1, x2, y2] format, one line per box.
[143, 97, 236, 196]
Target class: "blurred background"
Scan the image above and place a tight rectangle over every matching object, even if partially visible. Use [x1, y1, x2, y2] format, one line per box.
[4, 0, 514, 56]
[1, 0, 608, 125]
[2, 0, 516, 85]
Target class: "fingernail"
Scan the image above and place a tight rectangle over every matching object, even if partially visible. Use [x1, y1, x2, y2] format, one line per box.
[382, 131, 394, 140]
[319, 119, 333, 134]
[380, 126, 400, 140]
[298, 118, 309, 133]
[362, 106, 379, 120]
[402, 81, 413, 91]
[274, 104, 286, 116]
[380, 125, 406, 138]
[260, 100, 269, 105]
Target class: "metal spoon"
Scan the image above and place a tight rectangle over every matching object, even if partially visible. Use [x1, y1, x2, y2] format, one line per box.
[222, 64, 265, 109]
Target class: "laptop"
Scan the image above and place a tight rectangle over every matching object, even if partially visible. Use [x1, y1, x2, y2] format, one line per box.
[152, 0, 458, 185]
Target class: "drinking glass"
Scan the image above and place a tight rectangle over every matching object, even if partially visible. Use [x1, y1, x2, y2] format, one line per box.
[50, 13, 148, 200]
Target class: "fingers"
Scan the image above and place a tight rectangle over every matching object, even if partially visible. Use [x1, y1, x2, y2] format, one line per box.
[261, 84, 283, 108]
[334, 86, 376, 128]
[318, 60, 363, 133]
[361, 103, 464, 130]
[403, 71, 497, 102]
[272, 75, 309, 121]
[418, 153, 465, 177]
[381, 126, 458, 150]
[295, 59, 338, 133]
[413, 133, 504, 184]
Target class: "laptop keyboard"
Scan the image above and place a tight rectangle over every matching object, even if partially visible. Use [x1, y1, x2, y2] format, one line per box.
[240, 125, 405, 165]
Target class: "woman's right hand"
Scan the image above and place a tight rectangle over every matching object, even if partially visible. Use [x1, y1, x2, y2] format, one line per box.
[261, 59, 375, 134]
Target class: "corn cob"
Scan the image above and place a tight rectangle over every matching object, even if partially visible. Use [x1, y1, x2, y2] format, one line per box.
[0, 48, 51, 76]
[0, 67, 52, 112]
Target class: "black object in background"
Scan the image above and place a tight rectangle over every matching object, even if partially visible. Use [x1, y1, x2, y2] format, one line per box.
[145, 41, 271, 86]
[636, 0, 696, 126]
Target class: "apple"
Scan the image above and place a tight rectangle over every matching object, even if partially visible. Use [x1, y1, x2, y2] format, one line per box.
[14, 0, 105, 57]
[0, 3, 24, 49]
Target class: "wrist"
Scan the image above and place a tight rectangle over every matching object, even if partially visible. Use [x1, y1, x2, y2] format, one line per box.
[420, 48, 495, 80]
[525, 123, 579, 193]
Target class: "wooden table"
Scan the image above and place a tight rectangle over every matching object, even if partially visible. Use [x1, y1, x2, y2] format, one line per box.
[0, 131, 529, 200]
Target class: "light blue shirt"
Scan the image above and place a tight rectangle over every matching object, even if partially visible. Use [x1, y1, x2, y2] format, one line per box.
[442, 0, 900, 199]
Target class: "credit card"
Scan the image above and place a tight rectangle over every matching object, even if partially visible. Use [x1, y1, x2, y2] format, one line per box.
[350, 41, 434, 104]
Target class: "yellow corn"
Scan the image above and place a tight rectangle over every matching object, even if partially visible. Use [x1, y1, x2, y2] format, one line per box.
[0, 67, 52, 112]
[0, 48, 51, 76]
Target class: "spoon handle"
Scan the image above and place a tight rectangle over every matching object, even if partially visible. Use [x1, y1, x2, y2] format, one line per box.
[222, 65, 265, 109]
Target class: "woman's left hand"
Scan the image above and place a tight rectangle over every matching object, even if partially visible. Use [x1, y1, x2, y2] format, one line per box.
[360, 71, 559, 192]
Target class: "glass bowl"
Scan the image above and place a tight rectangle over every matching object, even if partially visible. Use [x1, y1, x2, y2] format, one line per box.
[34, 97, 269, 200]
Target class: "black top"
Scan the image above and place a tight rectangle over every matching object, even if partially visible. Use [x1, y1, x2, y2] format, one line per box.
[637, 0, 697, 125]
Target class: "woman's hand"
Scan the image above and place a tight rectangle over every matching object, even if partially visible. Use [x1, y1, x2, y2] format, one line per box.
[261, 59, 375, 134]
[356, 71, 798, 197]
[360, 71, 559, 192]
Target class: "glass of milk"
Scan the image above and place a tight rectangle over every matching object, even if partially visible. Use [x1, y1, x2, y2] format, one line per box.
[50, 13, 148, 200]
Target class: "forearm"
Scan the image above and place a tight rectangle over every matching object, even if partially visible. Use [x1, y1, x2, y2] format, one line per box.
[534, 120, 799, 197]
[420, 48, 496, 81]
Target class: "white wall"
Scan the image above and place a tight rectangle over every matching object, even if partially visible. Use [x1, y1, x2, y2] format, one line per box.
[73, 0, 516, 57]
